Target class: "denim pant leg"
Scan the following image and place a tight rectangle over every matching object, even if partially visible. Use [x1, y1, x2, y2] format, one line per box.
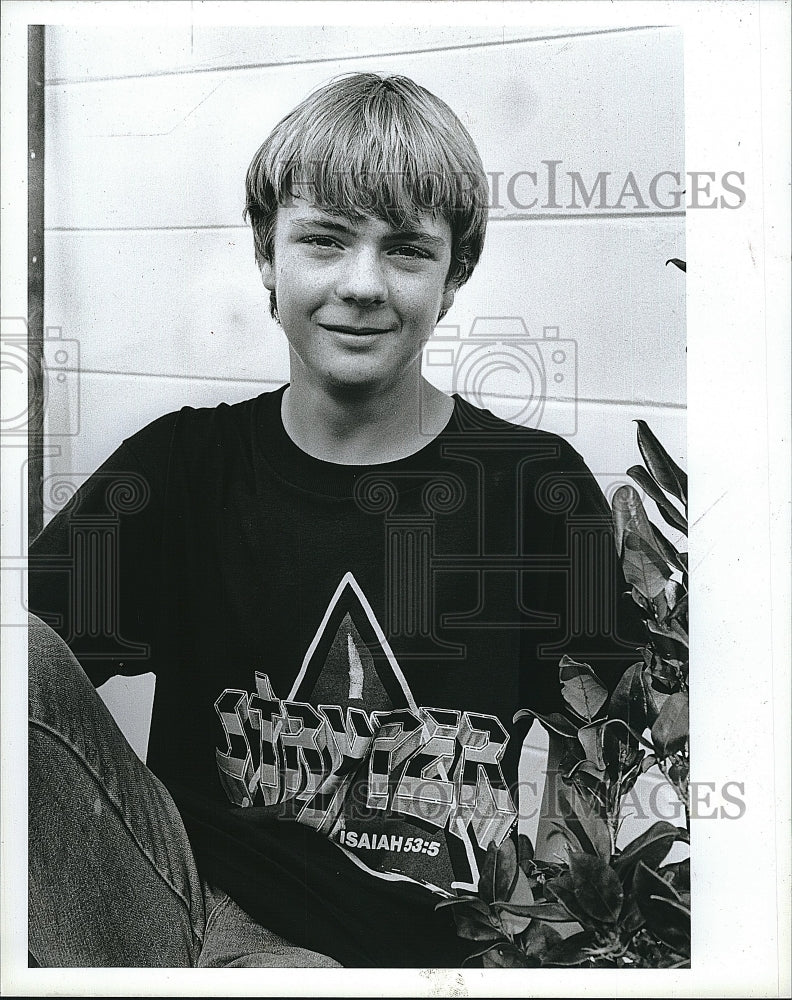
[28, 614, 206, 967]
[28, 614, 344, 969]
[197, 886, 342, 968]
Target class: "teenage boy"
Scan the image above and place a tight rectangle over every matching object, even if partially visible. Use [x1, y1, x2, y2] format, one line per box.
[28, 72, 642, 968]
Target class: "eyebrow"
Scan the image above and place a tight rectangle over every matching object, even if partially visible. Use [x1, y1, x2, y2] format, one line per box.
[290, 214, 447, 249]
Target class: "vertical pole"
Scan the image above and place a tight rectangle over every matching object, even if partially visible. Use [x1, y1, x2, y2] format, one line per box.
[28, 25, 45, 542]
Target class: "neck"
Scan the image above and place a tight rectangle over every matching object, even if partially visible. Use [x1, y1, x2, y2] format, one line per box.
[281, 365, 454, 465]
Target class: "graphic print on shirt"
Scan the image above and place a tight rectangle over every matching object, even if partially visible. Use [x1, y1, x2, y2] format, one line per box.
[214, 573, 518, 894]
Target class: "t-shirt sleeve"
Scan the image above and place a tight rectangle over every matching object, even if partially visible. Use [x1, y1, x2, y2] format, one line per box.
[28, 412, 178, 687]
[519, 435, 647, 717]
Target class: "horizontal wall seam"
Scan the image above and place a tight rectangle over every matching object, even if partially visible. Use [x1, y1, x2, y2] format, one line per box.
[46, 368, 688, 409]
[45, 212, 686, 233]
[44, 24, 669, 86]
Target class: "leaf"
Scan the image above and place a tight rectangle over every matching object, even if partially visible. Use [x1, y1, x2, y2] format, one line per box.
[451, 903, 503, 942]
[559, 656, 608, 721]
[663, 579, 685, 617]
[635, 420, 688, 508]
[513, 708, 580, 738]
[646, 897, 691, 958]
[651, 523, 687, 575]
[542, 929, 598, 966]
[613, 821, 689, 881]
[461, 942, 503, 966]
[641, 667, 664, 724]
[650, 691, 689, 756]
[612, 481, 665, 551]
[599, 717, 655, 752]
[435, 894, 480, 910]
[498, 872, 534, 936]
[557, 781, 612, 860]
[478, 838, 517, 904]
[520, 919, 563, 961]
[568, 852, 624, 925]
[494, 901, 576, 922]
[492, 861, 535, 936]
[623, 531, 672, 600]
[577, 721, 606, 768]
[630, 586, 653, 615]
[608, 661, 650, 742]
[482, 941, 532, 967]
[627, 464, 688, 534]
[545, 875, 591, 925]
[634, 859, 681, 905]
[517, 833, 534, 874]
[669, 590, 689, 627]
[634, 862, 690, 957]
[661, 858, 690, 894]
[648, 616, 689, 648]
[566, 757, 606, 788]
[617, 755, 646, 797]
[665, 257, 687, 273]
[641, 753, 658, 773]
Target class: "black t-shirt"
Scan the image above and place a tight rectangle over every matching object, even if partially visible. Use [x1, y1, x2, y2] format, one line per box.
[29, 386, 643, 966]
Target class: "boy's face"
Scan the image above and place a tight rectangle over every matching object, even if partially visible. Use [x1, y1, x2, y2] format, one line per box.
[260, 198, 456, 394]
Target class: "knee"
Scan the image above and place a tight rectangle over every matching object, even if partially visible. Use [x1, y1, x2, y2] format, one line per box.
[28, 613, 93, 710]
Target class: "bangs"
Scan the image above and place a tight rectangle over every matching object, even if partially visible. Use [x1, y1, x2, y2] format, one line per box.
[272, 104, 482, 230]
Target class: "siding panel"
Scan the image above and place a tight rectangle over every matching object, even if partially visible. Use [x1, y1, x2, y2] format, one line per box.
[44, 216, 685, 404]
[46, 28, 683, 229]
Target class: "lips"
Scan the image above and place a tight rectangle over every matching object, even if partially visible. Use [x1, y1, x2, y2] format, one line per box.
[320, 323, 394, 336]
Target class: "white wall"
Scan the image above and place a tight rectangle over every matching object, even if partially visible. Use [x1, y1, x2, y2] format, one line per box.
[41, 25, 685, 839]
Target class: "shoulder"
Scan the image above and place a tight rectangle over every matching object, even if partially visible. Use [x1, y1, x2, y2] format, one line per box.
[449, 395, 607, 518]
[123, 388, 281, 460]
[450, 394, 589, 471]
[118, 387, 283, 492]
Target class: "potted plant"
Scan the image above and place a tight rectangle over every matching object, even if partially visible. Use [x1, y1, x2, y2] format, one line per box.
[439, 422, 690, 968]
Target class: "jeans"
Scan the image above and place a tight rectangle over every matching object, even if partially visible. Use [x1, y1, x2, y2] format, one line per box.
[28, 614, 341, 968]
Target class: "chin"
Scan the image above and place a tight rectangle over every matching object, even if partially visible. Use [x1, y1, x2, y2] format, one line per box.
[321, 359, 405, 392]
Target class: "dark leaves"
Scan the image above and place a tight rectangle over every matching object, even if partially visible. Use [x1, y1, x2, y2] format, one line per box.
[517, 833, 534, 874]
[635, 419, 688, 509]
[478, 838, 517, 905]
[609, 661, 651, 742]
[568, 852, 624, 925]
[512, 708, 580, 738]
[627, 464, 688, 534]
[559, 655, 608, 721]
[542, 929, 598, 966]
[613, 822, 689, 882]
[451, 902, 503, 942]
[612, 485, 673, 600]
[634, 862, 691, 958]
[494, 901, 576, 922]
[651, 691, 689, 757]
[481, 941, 533, 968]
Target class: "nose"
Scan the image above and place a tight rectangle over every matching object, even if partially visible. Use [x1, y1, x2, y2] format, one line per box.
[335, 246, 388, 305]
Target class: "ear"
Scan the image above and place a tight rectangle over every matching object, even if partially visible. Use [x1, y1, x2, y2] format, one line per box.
[259, 258, 275, 292]
[440, 285, 456, 315]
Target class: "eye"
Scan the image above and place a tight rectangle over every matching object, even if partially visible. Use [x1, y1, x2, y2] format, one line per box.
[390, 244, 431, 260]
[300, 234, 341, 249]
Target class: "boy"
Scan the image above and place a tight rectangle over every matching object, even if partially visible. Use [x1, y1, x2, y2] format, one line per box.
[28, 72, 641, 967]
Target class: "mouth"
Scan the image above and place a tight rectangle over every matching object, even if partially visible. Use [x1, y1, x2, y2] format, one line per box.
[320, 323, 394, 336]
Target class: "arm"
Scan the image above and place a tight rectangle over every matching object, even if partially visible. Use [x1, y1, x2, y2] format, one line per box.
[29, 419, 173, 686]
